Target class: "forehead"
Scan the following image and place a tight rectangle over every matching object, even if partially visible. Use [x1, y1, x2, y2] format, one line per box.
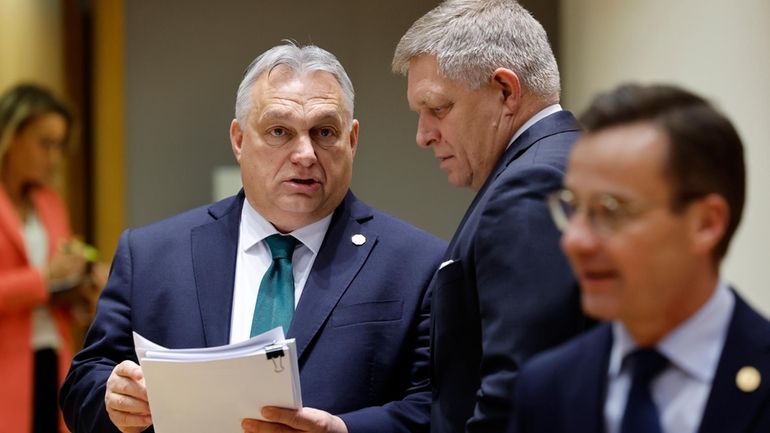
[406, 55, 473, 107]
[19, 112, 68, 137]
[251, 67, 346, 120]
[566, 122, 672, 198]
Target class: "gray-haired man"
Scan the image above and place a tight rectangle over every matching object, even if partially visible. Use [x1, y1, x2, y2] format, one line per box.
[60, 43, 446, 433]
[393, 1, 591, 432]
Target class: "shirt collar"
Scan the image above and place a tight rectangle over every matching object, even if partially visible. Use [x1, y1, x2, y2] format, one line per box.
[239, 199, 333, 255]
[505, 103, 562, 151]
[609, 281, 734, 382]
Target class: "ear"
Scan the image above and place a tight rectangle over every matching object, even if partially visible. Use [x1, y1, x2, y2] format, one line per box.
[491, 68, 522, 114]
[229, 119, 244, 163]
[348, 119, 360, 158]
[688, 194, 730, 257]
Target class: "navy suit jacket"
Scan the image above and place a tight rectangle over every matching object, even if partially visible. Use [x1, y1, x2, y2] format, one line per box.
[513, 292, 770, 433]
[430, 111, 591, 433]
[60, 191, 447, 433]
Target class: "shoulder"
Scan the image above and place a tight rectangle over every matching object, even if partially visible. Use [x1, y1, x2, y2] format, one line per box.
[726, 290, 770, 345]
[346, 192, 447, 255]
[519, 323, 610, 384]
[125, 194, 241, 244]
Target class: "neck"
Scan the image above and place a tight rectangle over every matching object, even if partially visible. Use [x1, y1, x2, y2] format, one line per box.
[508, 95, 557, 140]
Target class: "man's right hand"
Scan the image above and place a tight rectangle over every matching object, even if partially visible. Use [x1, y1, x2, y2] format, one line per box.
[105, 360, 153, 433]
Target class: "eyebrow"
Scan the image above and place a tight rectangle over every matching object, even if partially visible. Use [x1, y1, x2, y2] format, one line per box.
[259, 109, 345, 126]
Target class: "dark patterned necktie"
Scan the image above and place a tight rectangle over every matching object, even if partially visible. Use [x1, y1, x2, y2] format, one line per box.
[620, 348, 669, 433]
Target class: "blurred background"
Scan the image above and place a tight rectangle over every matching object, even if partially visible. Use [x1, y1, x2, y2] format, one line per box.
[1, 0, 767, 313]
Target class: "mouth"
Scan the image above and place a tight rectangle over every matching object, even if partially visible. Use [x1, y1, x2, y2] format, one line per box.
[284, 177, 322, 191]
[436, 155, 453, 170]
[289, 178, 318, 185]
[578, 269, 618, 286]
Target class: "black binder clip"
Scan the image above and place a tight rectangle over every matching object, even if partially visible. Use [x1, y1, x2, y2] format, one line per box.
[265, 344, 285, 373]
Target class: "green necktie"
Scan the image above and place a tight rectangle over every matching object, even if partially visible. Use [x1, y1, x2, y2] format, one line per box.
[250, 234, 299, 337]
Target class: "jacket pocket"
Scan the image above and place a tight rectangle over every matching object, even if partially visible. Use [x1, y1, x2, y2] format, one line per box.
[331, 299, 403, 327]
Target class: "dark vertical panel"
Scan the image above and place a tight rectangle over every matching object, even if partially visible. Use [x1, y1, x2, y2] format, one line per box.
[62, 0, 93, 241]
[520, 0, 561, 63]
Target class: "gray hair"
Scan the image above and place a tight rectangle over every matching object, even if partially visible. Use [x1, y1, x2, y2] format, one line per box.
[235, 42, 355, 126]
[392, 0, 560, 97]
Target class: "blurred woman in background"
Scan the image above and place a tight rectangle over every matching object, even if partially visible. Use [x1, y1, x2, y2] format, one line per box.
[0, 84, 103, 433]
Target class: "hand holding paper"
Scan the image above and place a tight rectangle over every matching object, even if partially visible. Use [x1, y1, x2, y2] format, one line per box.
[131, 328, 301, 433]
[241, 407, 348, 433]
[105, 360, 153, 433]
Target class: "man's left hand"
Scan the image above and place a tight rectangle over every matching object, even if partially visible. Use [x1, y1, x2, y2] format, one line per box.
[241, 407, 348, 433]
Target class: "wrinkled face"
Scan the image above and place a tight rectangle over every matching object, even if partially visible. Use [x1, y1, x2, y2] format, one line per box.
[561, 123, 700, 328]
[230, 68, 358, 232]
[3, 113, 67, 187]
[406, 55, 510, 191]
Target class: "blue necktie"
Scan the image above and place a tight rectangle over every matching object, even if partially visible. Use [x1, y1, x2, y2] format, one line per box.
[250, 234, 299, 337]
[621, 348, 669, 433]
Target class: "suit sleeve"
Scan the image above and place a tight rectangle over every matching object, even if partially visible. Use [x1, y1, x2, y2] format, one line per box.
[337, 277, 433, 433]
[467, 163, 584, 433]
[60, 230, 139, 433]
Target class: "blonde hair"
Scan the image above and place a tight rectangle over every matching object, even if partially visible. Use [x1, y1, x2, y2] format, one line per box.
[0, 84, 72, 174]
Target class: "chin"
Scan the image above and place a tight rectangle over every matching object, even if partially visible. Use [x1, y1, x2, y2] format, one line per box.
[581, 295, 619, 321]
[447, 174, 471, 189]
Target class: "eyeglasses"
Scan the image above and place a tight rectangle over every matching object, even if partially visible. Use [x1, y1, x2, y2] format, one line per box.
[547, 188, 667, 236]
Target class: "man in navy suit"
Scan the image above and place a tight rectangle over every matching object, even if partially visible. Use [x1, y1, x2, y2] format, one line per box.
[513, 84, 770, 433]
[392, 1, 590, 432]
[60, 43, 446, 433]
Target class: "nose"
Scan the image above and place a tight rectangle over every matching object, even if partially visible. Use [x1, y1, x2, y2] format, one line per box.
[560, 212, 600, 258]
[290, 133, 318, 167]
[415, 114, 439, 148]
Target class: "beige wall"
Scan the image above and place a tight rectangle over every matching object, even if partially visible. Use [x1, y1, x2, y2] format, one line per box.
[561, 0, 770, 313]
[0, 0, 63, 93]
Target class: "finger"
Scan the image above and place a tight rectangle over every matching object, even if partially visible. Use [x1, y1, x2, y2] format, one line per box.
[107, 407, 152, 429]
[108, 363, 148, 401]
[115, 360, 145, 382]
[261, 407, 316, 430]
[242, 418, 299, 433]
[105, 387, 151, 415]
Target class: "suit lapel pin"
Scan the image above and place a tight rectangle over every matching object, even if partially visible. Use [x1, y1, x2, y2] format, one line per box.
[351, 234, 366, 246]
[736, 366, 761, 393]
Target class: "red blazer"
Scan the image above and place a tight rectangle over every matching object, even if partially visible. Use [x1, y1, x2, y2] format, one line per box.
[0, 186, 74, 433]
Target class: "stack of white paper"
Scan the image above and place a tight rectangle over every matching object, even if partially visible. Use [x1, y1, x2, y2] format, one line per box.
[133, 328, 302, 433]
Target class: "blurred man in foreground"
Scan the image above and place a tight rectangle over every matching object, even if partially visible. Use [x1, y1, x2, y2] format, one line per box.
[514, 83, 770, 433]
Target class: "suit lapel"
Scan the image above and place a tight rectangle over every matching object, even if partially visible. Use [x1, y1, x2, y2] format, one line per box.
[0, 187, 28, 259]
[698, 293, 770, 433]
[290, 191, 376, 360]
[447, 110, 580, 252]
[190, 193, 243, 347]
[570, 325, 613, 433]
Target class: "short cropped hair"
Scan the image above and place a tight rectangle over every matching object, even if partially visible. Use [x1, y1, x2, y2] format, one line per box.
[235, 42, 355, 127]
[580, 84, 745, 261]
[392, 0, 560, 97]
[0, 84, 72, 171]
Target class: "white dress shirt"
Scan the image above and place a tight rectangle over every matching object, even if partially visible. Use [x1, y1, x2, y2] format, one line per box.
[505, 103, 563, 150]
[229, 199, 332, 344]
[605, 281, 735, 433]
[23, 210, 61, 350]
